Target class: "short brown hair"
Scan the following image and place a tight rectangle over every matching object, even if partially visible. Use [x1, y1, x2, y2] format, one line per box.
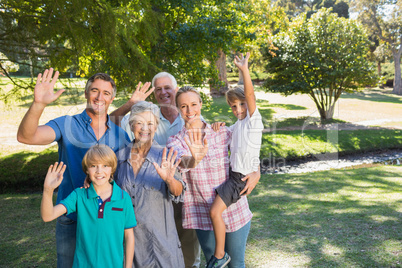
[225, 86, 246, 105]
[175, 86, 202, 107]
[82, 144, 117, 183]
[85, 73, 117, 97]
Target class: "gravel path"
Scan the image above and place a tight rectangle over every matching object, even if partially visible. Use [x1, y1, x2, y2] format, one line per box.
[261, 148, 402, 174]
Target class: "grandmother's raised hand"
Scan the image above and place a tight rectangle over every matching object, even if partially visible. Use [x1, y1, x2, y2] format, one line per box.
[153, 147, 181, 182]
[184, 129, 208, 164]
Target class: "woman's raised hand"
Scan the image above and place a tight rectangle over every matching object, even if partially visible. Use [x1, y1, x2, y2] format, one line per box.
[43, 162, 66, 191]
[153, 147, 181, 182]
[184, 129, 208, 164]
[34, 68, 65, 106]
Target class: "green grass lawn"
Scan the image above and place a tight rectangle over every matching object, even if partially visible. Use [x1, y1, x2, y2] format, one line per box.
[0, 165, 400, 267]
[247, 165, 402, 267]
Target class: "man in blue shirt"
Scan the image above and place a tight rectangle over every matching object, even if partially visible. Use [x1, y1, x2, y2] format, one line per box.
[17, 68, 130, 268]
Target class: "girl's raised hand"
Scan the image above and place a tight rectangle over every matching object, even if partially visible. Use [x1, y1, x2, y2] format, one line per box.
[43, 162, 66, 191]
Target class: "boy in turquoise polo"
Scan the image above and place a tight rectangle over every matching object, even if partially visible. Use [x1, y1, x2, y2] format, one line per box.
[41, 144, 136, 268]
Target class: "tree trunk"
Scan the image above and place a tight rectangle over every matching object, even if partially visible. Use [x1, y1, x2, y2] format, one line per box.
[238, 70, 244, 85]
[377, 61, 381, 77]
[393, 52, 402, 95]
[209, 50, 229, 96]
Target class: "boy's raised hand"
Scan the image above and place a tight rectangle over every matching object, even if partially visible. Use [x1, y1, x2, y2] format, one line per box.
[34, 68, 65, 106]
[44, 162, 67, 191]
[234, 52, 250, 73]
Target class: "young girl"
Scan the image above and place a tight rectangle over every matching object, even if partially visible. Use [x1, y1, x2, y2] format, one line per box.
[41, 144, 136, 268]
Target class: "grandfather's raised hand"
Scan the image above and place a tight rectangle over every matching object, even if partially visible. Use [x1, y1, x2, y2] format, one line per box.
[34, 68, 65, 106]
[234, 52, 250, 73]
[129, 82, 154, 104]
[153, 148, 181, 182]
[43, 162, 66, 191]
[184, 129, 208, 164]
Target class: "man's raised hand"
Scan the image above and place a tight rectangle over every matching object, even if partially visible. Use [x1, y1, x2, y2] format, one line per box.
[129, 82, 155, 104]
[34, 68, 65, 106]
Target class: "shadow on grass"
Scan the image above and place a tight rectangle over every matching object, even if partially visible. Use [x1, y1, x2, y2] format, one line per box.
[0, 194, 56, 267]
[341, 89, 402, 104]
[247, 166, 402, 267]
[0, 147, 58, 193]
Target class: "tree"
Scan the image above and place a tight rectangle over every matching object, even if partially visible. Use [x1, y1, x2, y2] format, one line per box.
[276, 0, 349, 18]
[351, 0, 402, 95]
[151, 0, 255, 95]
[1, 0, 257, 99]
[262, 8, 375, 120]
[0, 52, 19, 75]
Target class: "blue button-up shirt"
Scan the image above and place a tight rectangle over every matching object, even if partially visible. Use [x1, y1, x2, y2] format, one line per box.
[46, 109, 130, 220]
[115, 142, 185, 268]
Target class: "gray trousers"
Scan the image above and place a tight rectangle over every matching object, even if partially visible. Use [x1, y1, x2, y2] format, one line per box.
[173, 202, 201, 268]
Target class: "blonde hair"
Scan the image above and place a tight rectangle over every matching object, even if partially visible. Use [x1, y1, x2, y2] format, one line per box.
[82, 144, 117, 183]
[225, 86, 246, 105]
[175, 86, 202, 107]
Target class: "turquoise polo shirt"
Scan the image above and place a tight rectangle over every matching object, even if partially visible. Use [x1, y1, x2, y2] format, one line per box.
[46, 109, 130, 221]
[60, 182, 136, 268]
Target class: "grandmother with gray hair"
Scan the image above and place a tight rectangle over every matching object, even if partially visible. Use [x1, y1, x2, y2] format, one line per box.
[114, 101, 186, 268]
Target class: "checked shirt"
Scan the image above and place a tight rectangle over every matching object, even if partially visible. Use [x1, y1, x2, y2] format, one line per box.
[167, 123, 252, 232]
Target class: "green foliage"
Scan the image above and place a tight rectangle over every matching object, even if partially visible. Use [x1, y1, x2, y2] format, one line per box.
[0, 147, 58, 193]
[0, 0, 256, 100]
[276, 0, 349, 18]
[262, 8, 376, 119]
[351, 0, 402, 95]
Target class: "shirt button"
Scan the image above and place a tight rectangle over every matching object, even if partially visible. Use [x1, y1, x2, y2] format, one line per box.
[132, 184, 135, 188]
[99, 203, 102, 205]
[100, 209, 103, 212]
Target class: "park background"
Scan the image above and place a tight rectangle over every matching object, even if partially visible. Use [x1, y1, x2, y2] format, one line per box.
[0, 0, 401, 267]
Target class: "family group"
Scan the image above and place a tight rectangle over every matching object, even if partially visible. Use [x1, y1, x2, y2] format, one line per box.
[17, 53, 263, 268]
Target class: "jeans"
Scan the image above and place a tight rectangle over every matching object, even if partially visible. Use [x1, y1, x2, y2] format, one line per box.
[196, 220, 251, 268]
[56, 215, 77, 268]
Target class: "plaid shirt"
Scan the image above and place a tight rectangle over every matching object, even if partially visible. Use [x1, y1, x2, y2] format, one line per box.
[167, 124, 252, 232]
